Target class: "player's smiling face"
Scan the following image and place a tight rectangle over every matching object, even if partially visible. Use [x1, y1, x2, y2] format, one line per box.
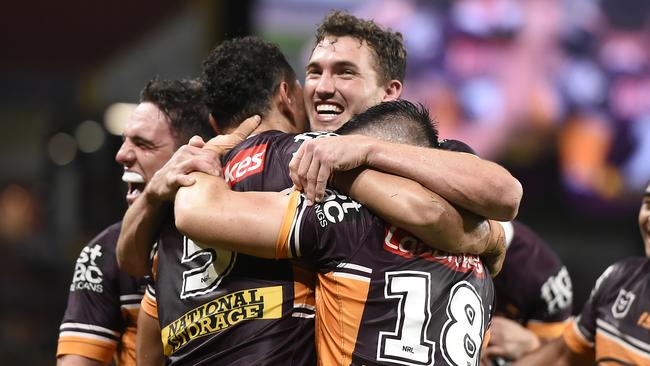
[640, 182, 650, 258]
[115, 102, 176, 205]
[304, 35, 389, 131]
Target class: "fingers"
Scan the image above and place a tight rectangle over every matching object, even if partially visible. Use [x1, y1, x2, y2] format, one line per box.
[289, 145, 305, 190]
[231, 115, 261, 141]
[188, 135, 206, 148]
[304, 157, 321, 206]
[313, 162, 331, 204]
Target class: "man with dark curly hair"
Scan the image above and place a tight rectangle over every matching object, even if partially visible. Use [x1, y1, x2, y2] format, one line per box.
[117, 37, 316, 365]
[57, 78, 214, 366]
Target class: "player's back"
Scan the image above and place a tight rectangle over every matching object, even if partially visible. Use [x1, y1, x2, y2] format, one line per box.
[493, 221, 572, 335]
[283, 190, 495, 365]
[152, 130, 317, 365]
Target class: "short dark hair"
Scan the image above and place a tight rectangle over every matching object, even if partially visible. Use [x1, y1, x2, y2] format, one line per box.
[202, 36, 297, 130]
[437, 139, 477, 156]
[139, 78, 212, 146]
[314, 10, 407, 84]
[335, 99, 437, 148]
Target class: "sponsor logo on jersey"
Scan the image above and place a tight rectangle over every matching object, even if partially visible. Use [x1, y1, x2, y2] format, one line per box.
[161, 286, 283, 356]
[70, 244, 104, 293]
[540, 266, 573, 315]
[383, 226, 485, 277]
[612, 288, 636, 319]
[224, 144, 267, 186]
[313, 189, 361, 227]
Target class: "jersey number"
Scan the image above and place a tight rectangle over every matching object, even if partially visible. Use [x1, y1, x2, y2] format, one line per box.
[377, 271, 485, 366]
[180, 237, 236, 299]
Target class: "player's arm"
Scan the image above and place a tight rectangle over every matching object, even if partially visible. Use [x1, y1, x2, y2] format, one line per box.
[137, 308, 164, 366]
[290, 135, 522, 221]
[117, 116, 260, 276]
[335, 168, 504, 259]
[512, 337, 590, 366]
[174, 172, 292, 258]
[57, 355, 106, 366]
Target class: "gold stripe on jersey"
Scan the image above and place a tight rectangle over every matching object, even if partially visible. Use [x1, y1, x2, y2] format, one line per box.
[293, 265, 316, 311]
[527, 319, 569, 340]
[141, 290, 158, 319]
[57, 335, 116, 364]
[160, 286, 283, 356]
[115, 326, 137, 366]
[316, 272, 371, 366]
[277, 190, 301, 259]
[595, 331, 650, 364]
[563, 319, 595, 360]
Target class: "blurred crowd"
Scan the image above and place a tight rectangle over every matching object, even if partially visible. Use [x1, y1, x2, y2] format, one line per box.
[352, 0, 650, 212]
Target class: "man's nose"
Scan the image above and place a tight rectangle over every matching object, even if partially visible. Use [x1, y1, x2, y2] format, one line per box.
[115, 141, 135, 165]
[315, 71, 335, 99]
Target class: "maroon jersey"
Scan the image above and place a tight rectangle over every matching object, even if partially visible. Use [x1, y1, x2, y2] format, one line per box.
[494, 221, 573, 338]
[57, 222, 146, 365]
[564, 257, 650, 364]
[145, 131, 322, 365]
[277, 190, 495, 366]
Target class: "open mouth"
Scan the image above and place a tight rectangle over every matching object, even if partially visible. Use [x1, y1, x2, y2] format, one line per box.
[122, 171, 145, 203]
[316, 102, 343, 117]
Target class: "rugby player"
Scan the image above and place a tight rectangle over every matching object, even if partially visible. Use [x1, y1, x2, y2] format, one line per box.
[175, 99, 504, 364]
[57, 78, 213, 366]
[513, 181, 650, 365]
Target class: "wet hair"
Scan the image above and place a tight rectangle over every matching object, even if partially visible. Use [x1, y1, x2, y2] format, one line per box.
[335, 99, 437, 148]
[139, 78, 213, 146]
[314, 10, 406, 84]
[202, 36, 297, 130]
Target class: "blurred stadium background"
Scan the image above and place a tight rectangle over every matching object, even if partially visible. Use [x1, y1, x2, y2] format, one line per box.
[1, 0, 649, 363]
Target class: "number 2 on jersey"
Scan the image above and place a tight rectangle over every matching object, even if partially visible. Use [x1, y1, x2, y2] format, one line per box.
[378, 271, 485, 366]
[180, 236, 236, 299]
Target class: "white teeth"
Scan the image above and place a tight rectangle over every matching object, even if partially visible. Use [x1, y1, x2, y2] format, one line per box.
[316, 104, 342, 113]
[122, 171, 145, 183]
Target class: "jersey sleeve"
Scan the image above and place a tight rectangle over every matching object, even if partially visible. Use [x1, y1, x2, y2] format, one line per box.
[277, 188, 372, 271]
[57, 225, 124, 364]
[563, 263, 618, 357]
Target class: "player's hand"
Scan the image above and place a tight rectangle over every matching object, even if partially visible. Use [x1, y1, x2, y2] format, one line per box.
[145, 142, 222, 204]
[481, 221, 507, 277]
[204, 115, 261, 156]
[289, 135, 373, 205]
[484, 316, 541, 361]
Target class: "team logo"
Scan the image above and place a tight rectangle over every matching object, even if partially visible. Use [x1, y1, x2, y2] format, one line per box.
[611, 289, 636, 319]
[224, 144, 267, 186]
[70, 244, 104, 293]
[540, 266, 573, 315]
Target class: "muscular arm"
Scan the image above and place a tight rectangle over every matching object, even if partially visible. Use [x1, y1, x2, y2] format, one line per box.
[176, 167, 504, 268]
[57, 355, 106, 366]
[291, 135, 522, 221]
[117, 192, 167, 277]
[174, 172, 289, 258]
[136, 309, 164, 366]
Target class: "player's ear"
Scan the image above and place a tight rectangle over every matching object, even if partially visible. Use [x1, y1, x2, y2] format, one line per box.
[278, 81, 296, 121]
[382, 80, 402, 101]
[208, 114, 221, 135]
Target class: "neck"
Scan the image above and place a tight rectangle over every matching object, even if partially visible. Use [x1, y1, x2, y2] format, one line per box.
[222, 108, 297, 135]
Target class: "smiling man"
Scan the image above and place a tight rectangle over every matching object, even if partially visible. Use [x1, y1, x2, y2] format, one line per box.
[57, 79, 215, 366]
